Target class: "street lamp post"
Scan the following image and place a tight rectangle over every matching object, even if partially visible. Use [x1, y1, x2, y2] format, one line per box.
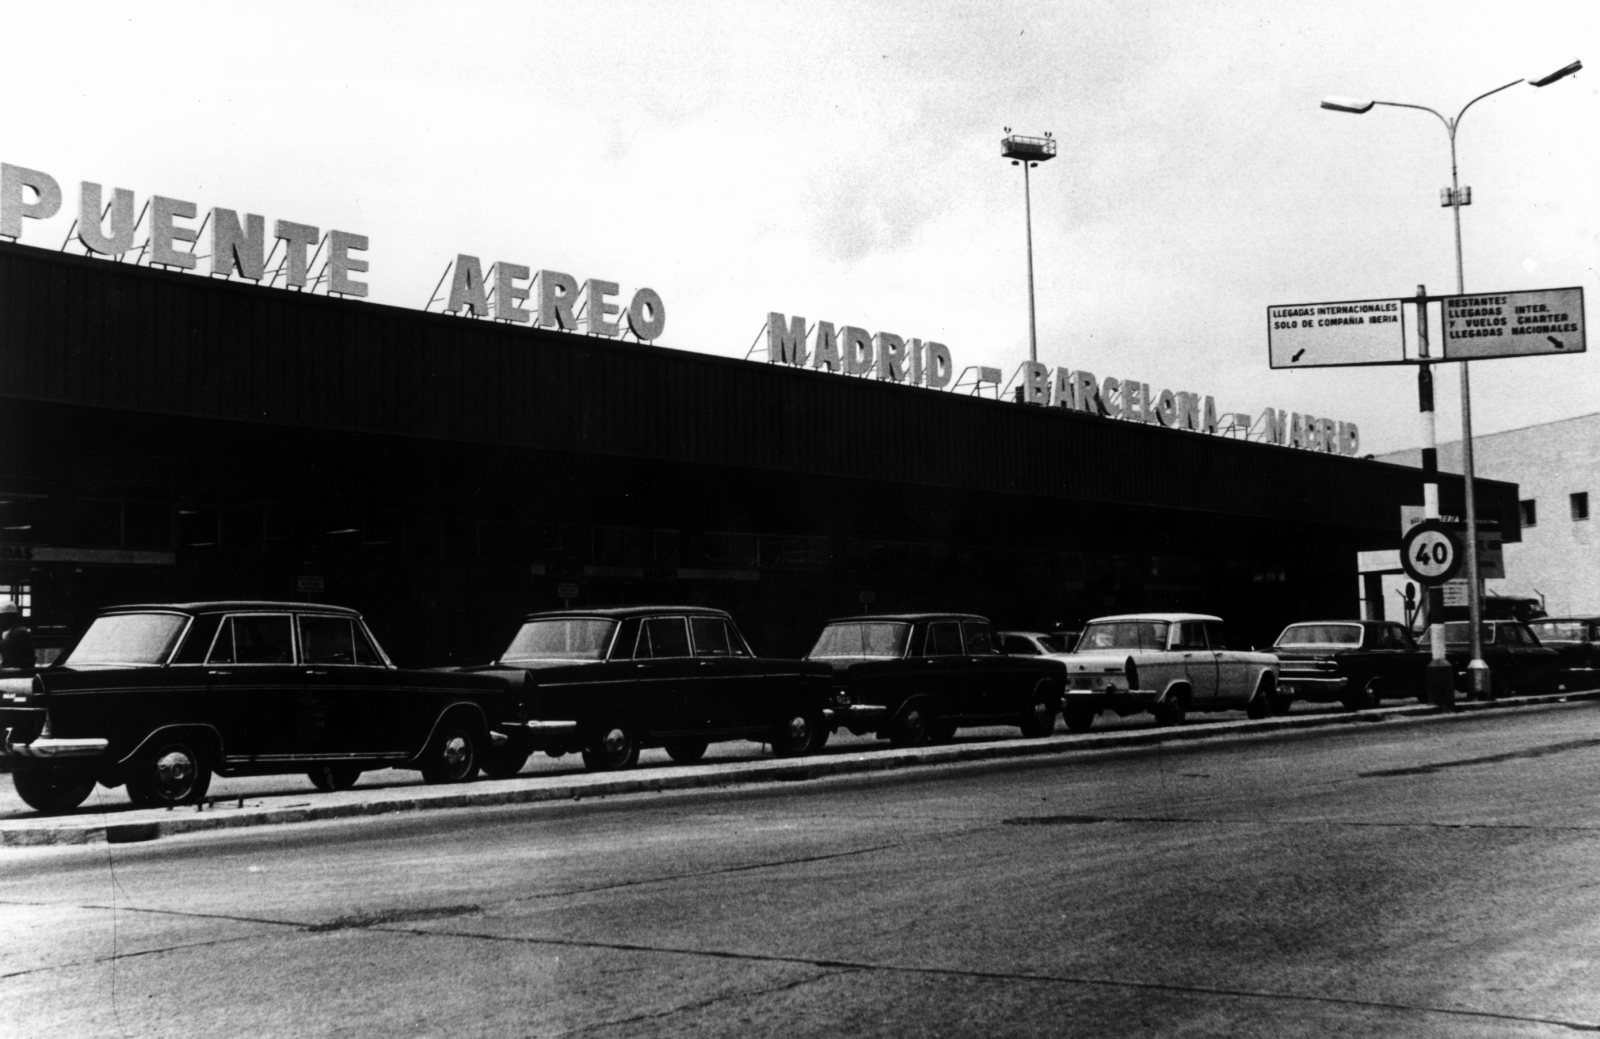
[1000, 130, 1057, 364]
[1321, 60, 1582, 698]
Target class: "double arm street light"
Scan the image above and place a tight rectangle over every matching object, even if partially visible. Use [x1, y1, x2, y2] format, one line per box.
[1321, 60, 1583, 698]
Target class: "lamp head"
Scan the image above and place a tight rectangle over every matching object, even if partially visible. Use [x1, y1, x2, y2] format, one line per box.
[1530, 59, 1582, 87]
[1320, 95, 1375, 114]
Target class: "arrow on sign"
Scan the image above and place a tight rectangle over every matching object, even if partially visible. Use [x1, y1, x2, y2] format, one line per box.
[1548, 335, 1566, 349]
[1291, 348, 1305, 362]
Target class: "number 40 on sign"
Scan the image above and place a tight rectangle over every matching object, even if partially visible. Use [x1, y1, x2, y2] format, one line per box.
[1399, 520, 1463, 586]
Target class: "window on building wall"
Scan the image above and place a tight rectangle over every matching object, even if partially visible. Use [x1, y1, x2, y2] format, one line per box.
[0, 583, 32, 616]
[1519, 500, 1537, 528]
[1574, 492, 1591, 522]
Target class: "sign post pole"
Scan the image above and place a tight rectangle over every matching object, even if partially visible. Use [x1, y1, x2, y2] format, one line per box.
[1414, 284, 1454, 708]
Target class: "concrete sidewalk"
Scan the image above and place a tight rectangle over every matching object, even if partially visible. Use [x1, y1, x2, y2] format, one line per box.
[4, 692, 1595, 847]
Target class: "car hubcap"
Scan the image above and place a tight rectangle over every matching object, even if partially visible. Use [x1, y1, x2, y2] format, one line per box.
[442, 735, 469, 773]
[788, 715, 810, 742]
[603, 729, 627, 756]
[155, 750, 195, 796]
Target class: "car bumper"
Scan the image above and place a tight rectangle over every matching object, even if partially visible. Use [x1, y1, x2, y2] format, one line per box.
[2, 728, 110, 760]
[824, 704, 889, 730]
[1277, 676, 1350, 701]
[1064, 687, 1160, 710]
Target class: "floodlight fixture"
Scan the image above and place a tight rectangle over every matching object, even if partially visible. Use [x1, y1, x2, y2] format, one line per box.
[1530, 59, 1581, 86]
[1320, 95, 1375, 114]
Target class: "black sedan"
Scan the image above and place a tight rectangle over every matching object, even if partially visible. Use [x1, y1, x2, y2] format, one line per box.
[1527, 617, 1600, 691]
[804, 613, 1065, 746]
[0, 601, 520, 813]
[467, 606, 876, 773]
[1425, 619, 1561, 697]
[1272, 619, 1431, 709]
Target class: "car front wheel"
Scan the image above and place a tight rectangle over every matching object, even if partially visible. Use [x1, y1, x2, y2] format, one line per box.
[664, 739, 709, 764]
[1152, 695, 1186, 727]
[582, 724, 641, 771]
[307, 764, 363, 792]
[125, 740, 212, 807]
[772, 710, 821, 758]
[14, 765, 96, 814]
[420, 722, 480, 784]
[889, 703, 931, 747]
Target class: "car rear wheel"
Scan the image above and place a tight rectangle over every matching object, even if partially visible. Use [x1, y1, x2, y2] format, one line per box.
[927, 719, 958, 743]
[772, 709, 821, 758]
[479, 746, 531, 779]
[307, 764, 363, 792]
[582, 724, 641, 771]
[14, 765, 96, 814]
[1063, 706, 1096, 733]
[1018, 685, 1058, 738]
[889, 703, 931, 747]
[419, 721, 479, 784]
[1342, 679, 1380, 711]
[125, 740, 212, 807]
[1152, 695, 1186, 727]
[664, 739, 709, 764]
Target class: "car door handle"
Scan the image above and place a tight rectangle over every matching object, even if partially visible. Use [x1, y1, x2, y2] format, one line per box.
[304, 669, 331, 677]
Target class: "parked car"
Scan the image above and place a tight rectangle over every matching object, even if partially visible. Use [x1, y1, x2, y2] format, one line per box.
[1272, 620, 1431, 710]
[1061, 613, 1280, 730]
[1424, 619, 1561, 697]
[1526, 617, 1600, 691]
[999, 630, 1077, 658]
[0, 601, 520, 814]
[463, 606, 870, 772]
[804, 613, 1065, 746]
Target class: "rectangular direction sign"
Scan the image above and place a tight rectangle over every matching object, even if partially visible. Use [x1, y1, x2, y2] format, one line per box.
[1441, 286, 1586, 360]
[1267, 298, 1407, 369]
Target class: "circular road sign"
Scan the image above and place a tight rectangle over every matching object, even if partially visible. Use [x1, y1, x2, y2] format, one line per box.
[1400, 520, 1463, 585]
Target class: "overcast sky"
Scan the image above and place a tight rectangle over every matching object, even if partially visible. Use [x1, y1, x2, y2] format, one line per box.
[6, 0, 1596, 455]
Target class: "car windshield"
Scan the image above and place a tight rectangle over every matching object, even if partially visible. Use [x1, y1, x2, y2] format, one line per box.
[1435, 621, 1496, 644]
[1036, 634, 1071, 653]
[1275, 624, 1362, 648]
[808, 621, 910, 660]
[1530, 621, 1584, 641]
[500, 618, 618, 663]
[1076, 620, 1170, 652]
[62, 612, 188, 666]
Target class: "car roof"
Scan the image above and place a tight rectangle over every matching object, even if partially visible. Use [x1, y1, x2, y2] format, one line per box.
[520, 605, 732, 621]
[1084, 612, 1222, 624]
[103, 601, 362, 616]
[822, 613, 990, 624]
[1280, 619, 1385, 628]
[1530, 616, 1600, 623]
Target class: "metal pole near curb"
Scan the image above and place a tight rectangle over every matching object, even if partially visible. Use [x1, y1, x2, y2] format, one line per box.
[1321, 60, 1584, 702]
[1415, 284, 1455, 708]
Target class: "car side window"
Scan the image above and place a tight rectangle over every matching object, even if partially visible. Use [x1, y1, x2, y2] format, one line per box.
[1173, 623, 1206, 651]
[925, 622, 964, 656]
[690, 616, 731, 657]
[636, 617, 692, 659]
[962, 622, 996, 654]
[209, 615, 294, 665]
[300, 615, 374, 665]
[1003, 635, 1036, 655]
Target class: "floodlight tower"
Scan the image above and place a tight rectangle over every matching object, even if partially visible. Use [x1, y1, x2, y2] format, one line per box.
[1001, 130, 1057, 364]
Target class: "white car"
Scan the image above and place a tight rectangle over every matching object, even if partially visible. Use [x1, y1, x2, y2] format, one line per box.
[1061, 613, 1280, 731]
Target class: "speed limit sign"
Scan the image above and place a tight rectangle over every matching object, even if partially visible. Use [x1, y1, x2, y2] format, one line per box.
[1399, 520, 1463, 585]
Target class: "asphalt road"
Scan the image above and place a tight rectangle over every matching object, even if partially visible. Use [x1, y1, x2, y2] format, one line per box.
[5, 702, 1600, 1037]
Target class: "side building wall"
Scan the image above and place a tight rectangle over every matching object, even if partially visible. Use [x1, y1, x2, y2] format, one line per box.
[1378, 412, 1600, 615]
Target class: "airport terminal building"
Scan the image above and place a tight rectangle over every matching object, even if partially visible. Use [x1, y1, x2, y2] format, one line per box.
[0, 241, 1518, 663]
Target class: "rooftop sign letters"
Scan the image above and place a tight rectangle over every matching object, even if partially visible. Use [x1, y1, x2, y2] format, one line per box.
[1440, 287, 1586, 360]
[0, 162, 666, 342]
[765, 313, 952, 389]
